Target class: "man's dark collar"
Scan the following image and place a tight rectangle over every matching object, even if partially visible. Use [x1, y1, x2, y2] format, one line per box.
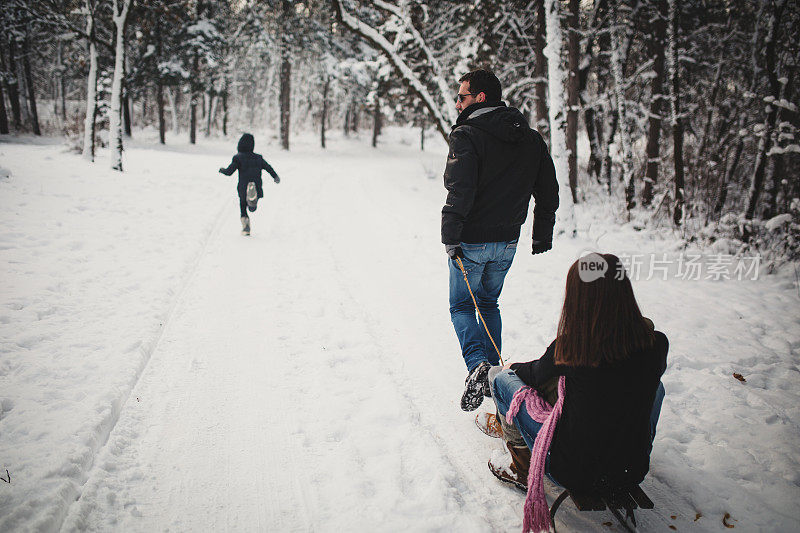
[456, 101, 506, 125]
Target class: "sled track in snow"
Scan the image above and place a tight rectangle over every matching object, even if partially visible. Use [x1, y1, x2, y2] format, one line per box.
[55, 199, 230, 533]
[314, 179, 513, 530]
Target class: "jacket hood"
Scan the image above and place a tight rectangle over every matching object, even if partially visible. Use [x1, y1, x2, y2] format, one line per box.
[454, 102, 529, 143]
[237, 133, 255, 153]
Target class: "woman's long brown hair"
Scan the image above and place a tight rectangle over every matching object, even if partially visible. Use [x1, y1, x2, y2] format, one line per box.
[554, 253, 655, 367]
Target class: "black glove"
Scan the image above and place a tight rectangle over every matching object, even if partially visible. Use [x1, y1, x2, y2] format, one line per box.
[532, 240, 552, 255]
[273, 176, 280, 184]
[445, 244, 463, 259]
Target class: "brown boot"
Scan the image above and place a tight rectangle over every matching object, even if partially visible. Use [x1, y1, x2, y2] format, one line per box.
[488, 442, 531, 492]
[475, 411, 503, 438]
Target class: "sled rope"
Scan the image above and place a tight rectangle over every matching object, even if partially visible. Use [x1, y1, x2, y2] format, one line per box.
[455, 256, 504, 366]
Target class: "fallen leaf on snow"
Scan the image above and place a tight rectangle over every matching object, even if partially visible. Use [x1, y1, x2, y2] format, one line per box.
[733, 373, 746, 383]
[723, 512, 736, 528]
[694, 512, 702, 521]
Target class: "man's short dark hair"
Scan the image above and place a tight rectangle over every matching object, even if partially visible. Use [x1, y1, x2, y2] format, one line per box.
[459, 69, 502, 102]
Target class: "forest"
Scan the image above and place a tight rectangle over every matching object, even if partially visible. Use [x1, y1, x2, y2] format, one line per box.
[1, 0, 799, 265]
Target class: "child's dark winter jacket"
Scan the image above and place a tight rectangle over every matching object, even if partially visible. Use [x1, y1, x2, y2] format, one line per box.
[219, 134, 279, 199]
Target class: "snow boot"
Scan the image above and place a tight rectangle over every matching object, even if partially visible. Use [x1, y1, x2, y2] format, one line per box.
[461, 361, 491, 411]
[246, 182, 258, 212]
[241, 216, 250, 236]
[484, 377, 493, 398]
[476, 411, 503, 439]
[488, 442, 530, 492]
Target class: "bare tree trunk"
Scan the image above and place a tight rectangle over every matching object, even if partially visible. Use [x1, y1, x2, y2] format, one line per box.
[0, 46, 9, 133]
[82, 1, 98, 161]
[764, 151, 783, 219]
[578, 0, 607, 180]
[320, 74, 330, 148]
[205, 90, 214, 137]
[0, 41, 8, 134]
[57, 37, 67, 123]
[642, 0, 667, 206]
[420, 119, 425, 151]
[123, 91, 132, 136]
[544, 0, 577, 235]
[721, 2, 766, 215]
[668, 0, 684, 226]
[697, 53, 725, 160]
[21, 29, 40, 136]
[189, 95, 197, 143]
[17, 50, 30, 125]
[141, 87, 147, 125]
[222, 79, 228, 136]
[0, 73, 7, 134]
[764, 76, 791, 218]
[566, 0, 580, 203]
[584, 108, 602, 178]
[166, 86, 179, 134]
[0, 76, 7, 134]
[714, 146, 733, 215]
[190, 55, 198, 144]
[745, 0, 787, 220]
[157, 82, 165, 144]
[6, 39, 22, 130]
[279, 56, 291, 150]
[600, 111, 618, 194]
[109, 0, 131, 171]
[533, 0, 549, 140]
[372, 92, 381, 148]
[611, 0, 634, 210]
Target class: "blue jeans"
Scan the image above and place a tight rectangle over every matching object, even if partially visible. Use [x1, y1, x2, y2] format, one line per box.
[491, 369, 666, 483]
[449, 240, 517, 372]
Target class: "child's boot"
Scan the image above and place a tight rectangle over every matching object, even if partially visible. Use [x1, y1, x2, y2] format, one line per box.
[246, 182, 258, 212]
[241, 216, 250, 236]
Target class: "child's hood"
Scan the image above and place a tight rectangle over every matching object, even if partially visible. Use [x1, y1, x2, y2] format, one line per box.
[238, 133, 255, 153]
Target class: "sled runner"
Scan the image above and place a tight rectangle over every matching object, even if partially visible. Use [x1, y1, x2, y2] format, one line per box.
[246, 182, 258, 212]
[549, 484, 654, 533]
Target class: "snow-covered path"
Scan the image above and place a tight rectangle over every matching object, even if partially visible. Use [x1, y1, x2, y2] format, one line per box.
[2, 131, 799, 532]
[60, 144, 523, 531]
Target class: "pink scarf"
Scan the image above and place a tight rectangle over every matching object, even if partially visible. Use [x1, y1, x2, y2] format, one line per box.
[505, 375, 567, 533]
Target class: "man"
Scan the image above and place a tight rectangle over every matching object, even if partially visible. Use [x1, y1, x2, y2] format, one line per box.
[442, 69, 559, 412]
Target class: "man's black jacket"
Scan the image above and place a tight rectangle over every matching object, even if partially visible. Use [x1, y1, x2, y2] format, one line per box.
[220, 134, 279, 198]
[441, 102, 559, 245]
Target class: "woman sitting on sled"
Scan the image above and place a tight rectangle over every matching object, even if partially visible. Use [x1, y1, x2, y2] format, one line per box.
[481, 253, 667, 532]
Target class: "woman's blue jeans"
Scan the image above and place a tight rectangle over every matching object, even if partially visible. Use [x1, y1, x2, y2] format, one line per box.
[448, 240, 517, 372]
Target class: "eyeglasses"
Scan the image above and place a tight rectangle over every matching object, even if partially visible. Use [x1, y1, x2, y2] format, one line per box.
[455, 92, 476, 103]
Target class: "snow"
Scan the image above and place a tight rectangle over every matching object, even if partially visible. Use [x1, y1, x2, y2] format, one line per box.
[1, 128, 799, 532]
[187, 19, 219, 38]
[765, 213, 793, 231]
[768, 143, 800, 156]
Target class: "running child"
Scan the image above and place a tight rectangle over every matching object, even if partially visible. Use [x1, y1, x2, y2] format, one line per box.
[219, 133, 280, 235]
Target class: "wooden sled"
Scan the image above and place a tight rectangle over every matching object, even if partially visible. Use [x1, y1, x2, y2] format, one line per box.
[550, 484, 654, 532]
